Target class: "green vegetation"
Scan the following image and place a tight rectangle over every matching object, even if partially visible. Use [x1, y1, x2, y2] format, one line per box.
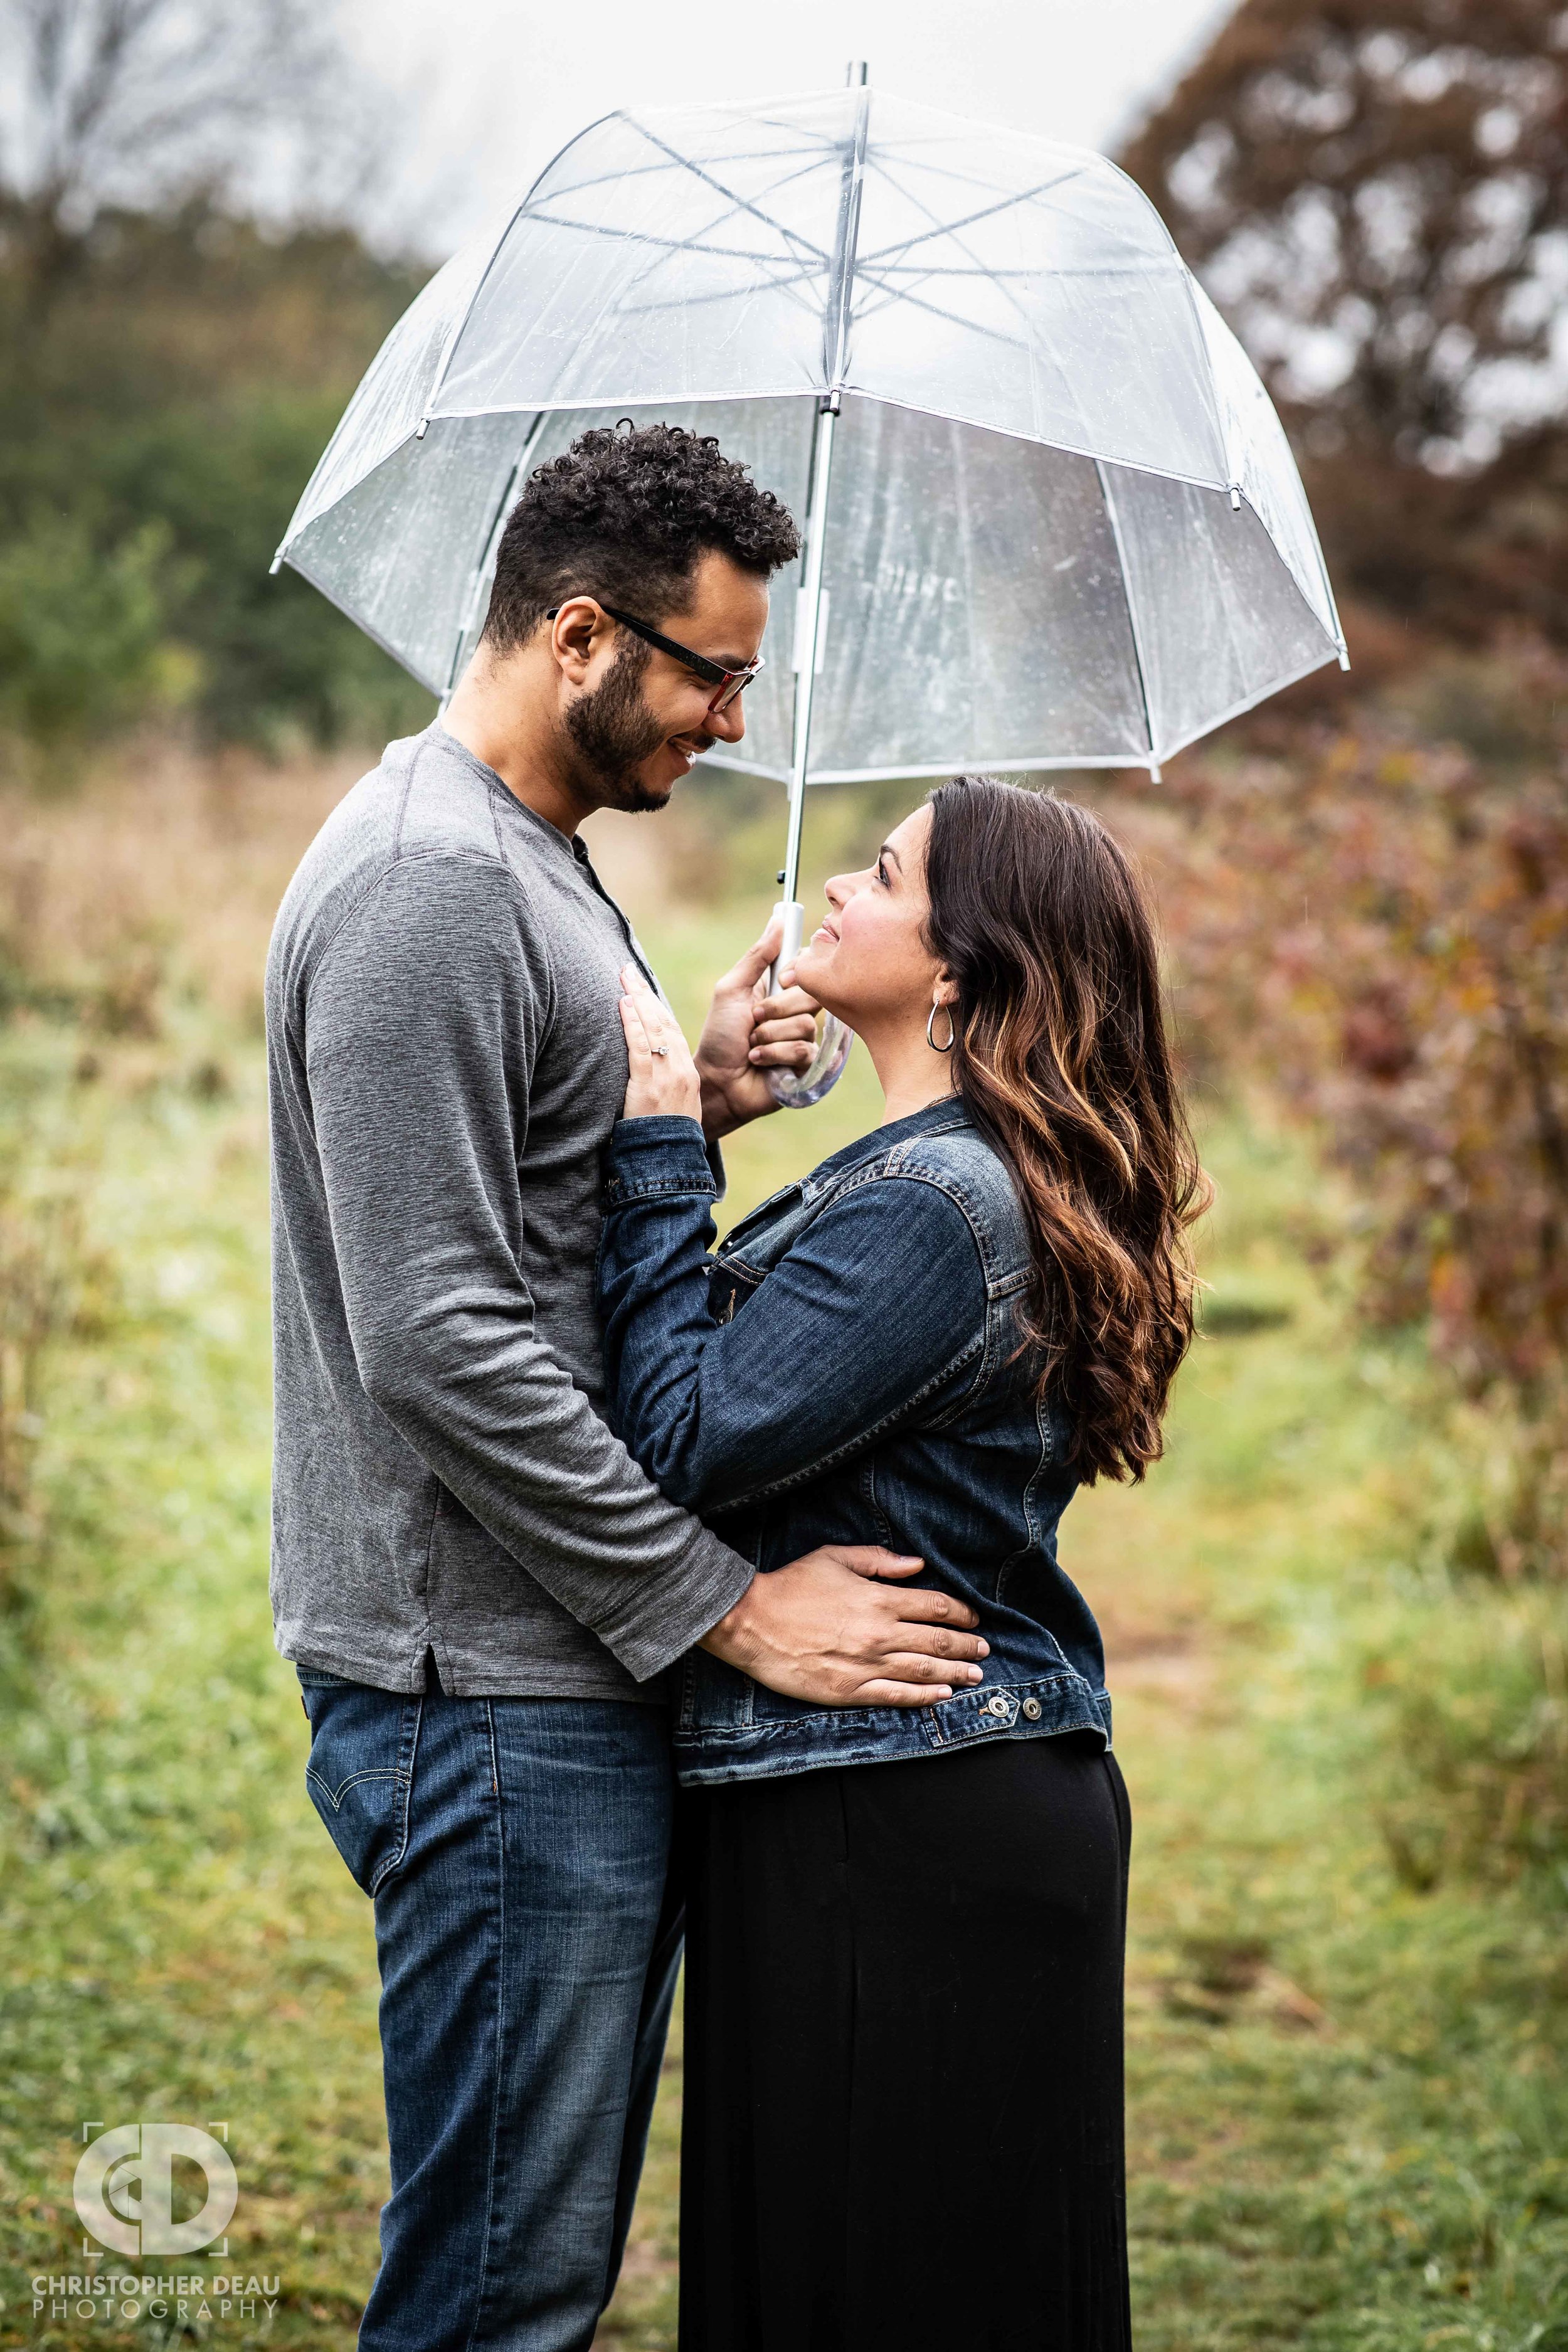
[0, 205, 433, 763]
[0, 811, 1562, 2348]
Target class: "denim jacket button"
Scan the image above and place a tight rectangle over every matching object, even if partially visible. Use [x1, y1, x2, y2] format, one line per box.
[1021, 1697, 1042, 1720]
[987, 1694, 1010, 1718]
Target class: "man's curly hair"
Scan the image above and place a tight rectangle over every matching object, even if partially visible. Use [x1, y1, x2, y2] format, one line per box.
[482, 421, 801, 652]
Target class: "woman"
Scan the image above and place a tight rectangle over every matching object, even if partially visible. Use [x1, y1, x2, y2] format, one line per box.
[596, 775, 1208, 2352]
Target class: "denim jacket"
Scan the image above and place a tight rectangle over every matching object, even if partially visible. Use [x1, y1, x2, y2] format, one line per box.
[596, 1098, 1111, 1786]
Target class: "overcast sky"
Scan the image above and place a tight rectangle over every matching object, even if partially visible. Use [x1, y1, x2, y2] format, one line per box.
[343, 0, 1234, 256]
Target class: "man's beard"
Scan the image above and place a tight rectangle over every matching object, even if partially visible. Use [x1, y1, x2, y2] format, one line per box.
[564, 642, 700, 812]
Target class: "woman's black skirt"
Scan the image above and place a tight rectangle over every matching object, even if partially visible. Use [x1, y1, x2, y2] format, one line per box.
[676, 1730, 1133, 2352]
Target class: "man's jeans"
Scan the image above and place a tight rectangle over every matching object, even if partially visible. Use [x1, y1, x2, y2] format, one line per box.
[297, 1670, 681, 2352]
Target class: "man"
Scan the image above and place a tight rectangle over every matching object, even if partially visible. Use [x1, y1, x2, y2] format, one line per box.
[266, 423, 987, 2351]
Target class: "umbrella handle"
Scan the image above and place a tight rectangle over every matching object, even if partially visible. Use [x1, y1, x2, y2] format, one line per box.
[768, 1010, 854, 1108]
[765, 899, 855, 1108]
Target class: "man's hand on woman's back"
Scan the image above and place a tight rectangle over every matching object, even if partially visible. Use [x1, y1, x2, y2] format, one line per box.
[702, 1546, 988, 1707]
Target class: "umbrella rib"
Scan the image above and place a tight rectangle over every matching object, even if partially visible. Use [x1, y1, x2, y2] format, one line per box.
[854, 165, 1087, 268]
[850, 256, 1185, 329]
[520, 222, 827, 323]
[610, 251, 826, 320]
[854, 154, 1034, 336]
[422, 98, 643, 422]
[537, 146, 841, 277]
[443, 417, 549, 696]
[522, 211, 820, 268]
[859, 260, 1157, 279]
[849, 265, 1033, 326]
[847, 268, 1032, 354]
[617, 115, 831, 266]
[613, 265, 825, 322]
[522, 132, 842, 323]
[1094, 459, 1160, 771]
[552, 142, 839, 205]
[539, 134, 839, 203]
[590, 158, 837, 309]
[855, 262, 1037, 281]
[536, 117, 844, 203]
[859, 141, 1079, 211]
[677, 151, 846, 258]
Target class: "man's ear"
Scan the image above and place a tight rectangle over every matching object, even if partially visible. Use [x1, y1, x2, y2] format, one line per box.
[549, 597, 605, 689]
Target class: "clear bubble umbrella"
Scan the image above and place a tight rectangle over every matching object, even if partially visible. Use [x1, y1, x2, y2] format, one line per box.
[273, 65, 1345, 1104]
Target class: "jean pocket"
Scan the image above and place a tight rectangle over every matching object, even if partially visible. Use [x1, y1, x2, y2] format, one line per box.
[301, 1680, 421, 1896]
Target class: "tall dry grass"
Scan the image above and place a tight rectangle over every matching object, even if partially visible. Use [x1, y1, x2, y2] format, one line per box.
[0, 731, 732, 1029]
[0, 736, 374, 1623]
[0, 736, 375, 1029]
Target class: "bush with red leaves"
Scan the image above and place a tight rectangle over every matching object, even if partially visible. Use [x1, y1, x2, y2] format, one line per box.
[1109, 646, 1568, 1485]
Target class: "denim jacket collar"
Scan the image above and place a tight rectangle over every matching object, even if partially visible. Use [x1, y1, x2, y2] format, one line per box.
[793, 1093, 974, 1199]
[718, 1095, 983, 1288]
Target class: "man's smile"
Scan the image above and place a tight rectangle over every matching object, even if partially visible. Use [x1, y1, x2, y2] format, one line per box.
[665, 731, 714, 773]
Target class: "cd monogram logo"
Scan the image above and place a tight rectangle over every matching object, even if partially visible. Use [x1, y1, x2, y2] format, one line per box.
[73, 2123, 238, 2259]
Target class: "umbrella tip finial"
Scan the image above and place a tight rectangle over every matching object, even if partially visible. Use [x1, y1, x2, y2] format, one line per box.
[847, 59, 868, 85]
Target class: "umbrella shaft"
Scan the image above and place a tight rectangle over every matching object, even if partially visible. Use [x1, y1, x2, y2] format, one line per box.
[777, 397, 839, 952]
[769, 69, 866, 1001]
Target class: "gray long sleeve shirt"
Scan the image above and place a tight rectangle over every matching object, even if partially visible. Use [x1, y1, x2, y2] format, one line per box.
[265, 723, 755, 1698]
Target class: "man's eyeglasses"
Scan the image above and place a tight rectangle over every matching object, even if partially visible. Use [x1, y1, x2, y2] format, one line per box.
[545, 599, 764, 714]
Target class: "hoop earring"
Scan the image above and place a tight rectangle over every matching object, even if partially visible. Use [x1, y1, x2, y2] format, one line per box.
[926, 1000, 956, 1054]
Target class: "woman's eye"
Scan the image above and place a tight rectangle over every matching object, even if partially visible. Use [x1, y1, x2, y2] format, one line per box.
[876, 861, 891, 887]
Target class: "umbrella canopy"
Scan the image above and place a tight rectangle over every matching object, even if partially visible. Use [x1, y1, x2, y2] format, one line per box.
[274, 81, 1345, 786]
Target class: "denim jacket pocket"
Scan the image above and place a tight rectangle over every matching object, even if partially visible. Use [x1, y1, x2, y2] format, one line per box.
[676, 1646, 757, 1734]
[300, 1678, 421, 1897]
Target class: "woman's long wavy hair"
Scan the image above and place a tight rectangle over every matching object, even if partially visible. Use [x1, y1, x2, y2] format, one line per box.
[924, 776, 1209, 1483]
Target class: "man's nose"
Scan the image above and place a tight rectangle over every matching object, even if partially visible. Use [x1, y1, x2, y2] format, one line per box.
[708, 693, 746, 744]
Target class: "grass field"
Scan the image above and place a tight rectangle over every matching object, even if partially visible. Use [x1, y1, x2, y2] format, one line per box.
[1, 783, 1565, 2349]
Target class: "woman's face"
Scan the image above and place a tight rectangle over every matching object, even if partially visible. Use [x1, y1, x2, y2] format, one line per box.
[792, 805, 948, 1032]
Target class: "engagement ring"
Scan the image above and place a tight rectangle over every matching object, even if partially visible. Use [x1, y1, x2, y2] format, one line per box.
[650, 1045, 669, 1057]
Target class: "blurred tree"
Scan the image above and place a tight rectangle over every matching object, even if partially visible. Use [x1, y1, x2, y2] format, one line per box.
[1127, 647, 1568, 1564]
[0, 0, 371, 314]
[0, 4, 432, 756]
[1121, 0, 1568, 642]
